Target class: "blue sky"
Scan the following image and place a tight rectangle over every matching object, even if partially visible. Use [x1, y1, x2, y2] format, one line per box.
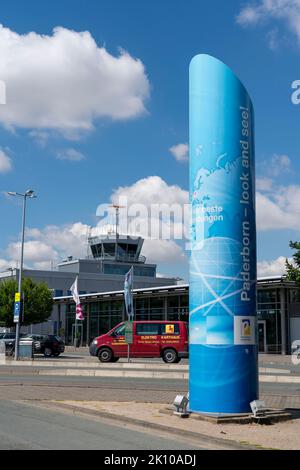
[0, 0, 300, 279]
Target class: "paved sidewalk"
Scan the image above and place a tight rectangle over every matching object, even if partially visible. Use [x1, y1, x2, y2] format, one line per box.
[40, 400, 300, 450]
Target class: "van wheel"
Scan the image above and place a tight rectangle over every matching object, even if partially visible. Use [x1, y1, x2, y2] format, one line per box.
[98, 348, 113, 362]
[162, 349, 178, 364]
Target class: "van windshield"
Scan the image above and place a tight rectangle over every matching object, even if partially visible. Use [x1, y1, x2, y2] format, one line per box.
[112, 324, 125, 336]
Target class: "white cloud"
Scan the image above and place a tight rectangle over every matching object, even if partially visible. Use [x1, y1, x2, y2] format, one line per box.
[268, 154, 291, 176]
[29, 130, 49, 148]
[0, 25, 150, 134]
[1, 177, 188, 271]
[169, 143, 189, 162]
[142, 239, 186, 264]
[237, 0, 300, 45]
[108, 176, 188, 264]
[111, 175, 188, 207]
[56, 148, 85, 162]
[0, 258, 14, 271]
[257, 256, 289, 277]
[236, 5, 263, 25]
[256, 186, 300, 230]
[267, 28, 280, 49]
[25, 222, 90, 261]
[256, 177, 273, 191]
[3, 223, 91, 270]
[0, 149, 12, 173]
[7, 240, 58, 264]
[255, 153, 300, 231]
[257, 154, 291, 181]
[3, 173, 300, 273]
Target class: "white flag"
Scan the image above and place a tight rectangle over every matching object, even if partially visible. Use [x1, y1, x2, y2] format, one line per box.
[70, 276, 84, 321]
[124, 267, 134, 320]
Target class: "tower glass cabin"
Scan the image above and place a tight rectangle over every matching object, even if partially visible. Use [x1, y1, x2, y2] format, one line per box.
[88, 235, 156, 278]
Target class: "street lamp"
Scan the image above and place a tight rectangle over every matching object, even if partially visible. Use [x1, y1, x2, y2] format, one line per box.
[7, 189, 37, 360]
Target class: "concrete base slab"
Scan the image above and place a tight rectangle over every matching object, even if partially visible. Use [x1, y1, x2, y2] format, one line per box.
[161, 406, 292, 424]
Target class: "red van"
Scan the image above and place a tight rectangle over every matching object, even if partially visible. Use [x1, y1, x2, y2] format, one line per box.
[89, 321, 188, 363]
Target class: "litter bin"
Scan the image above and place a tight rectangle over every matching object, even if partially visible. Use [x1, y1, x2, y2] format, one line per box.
[19, 339, 34, 359]
[0, 340, 5, 363]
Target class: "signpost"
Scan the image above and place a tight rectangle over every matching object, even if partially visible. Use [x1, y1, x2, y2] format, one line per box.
[124, 267, 134, 363]
[14, 293, 21, 324]
[125, 320, 133, 363]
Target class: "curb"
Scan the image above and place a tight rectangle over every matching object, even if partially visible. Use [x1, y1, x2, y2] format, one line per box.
[40, 369, 189, 379]
[2, 364, 300, 383]
[159, 406, 292, 425]
[3, 360, 293, 375]
[0, 363, 300, 384]
[2, 360, 189, 370]
[260, 375, 300, 384]
[38, 401, 261, 450]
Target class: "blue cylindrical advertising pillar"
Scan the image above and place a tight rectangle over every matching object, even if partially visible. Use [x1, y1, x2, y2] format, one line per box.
[189, 54, 258, 414]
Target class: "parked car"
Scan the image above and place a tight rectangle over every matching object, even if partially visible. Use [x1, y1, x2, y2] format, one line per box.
[90, 321, 189, 363]
[0, 333, 17, 355]
[21, 334, 65, 357]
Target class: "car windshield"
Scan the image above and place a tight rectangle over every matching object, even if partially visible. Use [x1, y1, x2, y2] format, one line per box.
[46, 335, 62, 341]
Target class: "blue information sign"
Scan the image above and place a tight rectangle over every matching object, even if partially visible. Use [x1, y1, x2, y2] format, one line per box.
[14, 301, 20, 323]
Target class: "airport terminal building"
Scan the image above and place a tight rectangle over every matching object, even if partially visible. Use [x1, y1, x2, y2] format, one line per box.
[52, 276, 300, 355]
[1, 233, 300, 354]
[0, 235, 177, 297]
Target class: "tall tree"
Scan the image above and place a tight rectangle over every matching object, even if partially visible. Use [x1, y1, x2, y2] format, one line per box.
[286, 241, 300, 283]
[0, 278, 53, 328]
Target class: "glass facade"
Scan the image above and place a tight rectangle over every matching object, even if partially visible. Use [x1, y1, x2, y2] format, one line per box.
[65, 293, 189, 345]
[103, 264, 155, 277]
[62, 283, 298, 352]
[257, 288, 287, 354]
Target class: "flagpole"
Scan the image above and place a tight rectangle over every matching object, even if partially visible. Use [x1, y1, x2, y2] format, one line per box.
[75, 317, 78, 349]
[128, 266, 134, 363]
[128, 266, 133, 363]
[70, 276, 85, 349]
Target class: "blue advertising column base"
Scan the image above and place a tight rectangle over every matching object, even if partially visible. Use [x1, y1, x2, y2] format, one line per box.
[189, 344, 259, 415]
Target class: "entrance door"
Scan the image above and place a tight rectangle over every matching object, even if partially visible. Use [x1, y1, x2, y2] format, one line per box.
[258, 320, 267, 353]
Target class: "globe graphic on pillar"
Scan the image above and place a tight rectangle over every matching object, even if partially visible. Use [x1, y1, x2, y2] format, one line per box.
[190, 237, 243, 346]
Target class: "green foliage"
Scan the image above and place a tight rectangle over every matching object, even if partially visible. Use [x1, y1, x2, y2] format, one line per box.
[286, 241, 300, 283]
[0, 277, 53, 328]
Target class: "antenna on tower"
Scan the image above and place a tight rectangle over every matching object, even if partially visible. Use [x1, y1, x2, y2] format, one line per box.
[109, 204, 126, 240]
[109, 204, 126, 258]
[86, 225, 92, 258]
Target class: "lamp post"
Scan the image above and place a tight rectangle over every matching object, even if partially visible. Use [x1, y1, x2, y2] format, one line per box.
[7, 190, 36, 360]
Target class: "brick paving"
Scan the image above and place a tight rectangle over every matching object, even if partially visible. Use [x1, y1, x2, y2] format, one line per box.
[0, 382, 185, 403]
[0, 379, 299, 409]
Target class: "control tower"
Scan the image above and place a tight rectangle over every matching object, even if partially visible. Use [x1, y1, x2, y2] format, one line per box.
[87, 234, 155, 277]
[89, 234, 146, 264]
[57, 204, 177, 289]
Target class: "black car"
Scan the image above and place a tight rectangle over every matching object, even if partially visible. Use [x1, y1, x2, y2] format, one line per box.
[0, 333, 17, 355]
[22, 334, 65, 357]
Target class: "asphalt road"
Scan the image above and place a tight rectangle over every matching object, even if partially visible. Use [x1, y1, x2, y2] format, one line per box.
[1, 368, 300, 449]
[0, 400, 205, 450]
[0, 372, 299, 406]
